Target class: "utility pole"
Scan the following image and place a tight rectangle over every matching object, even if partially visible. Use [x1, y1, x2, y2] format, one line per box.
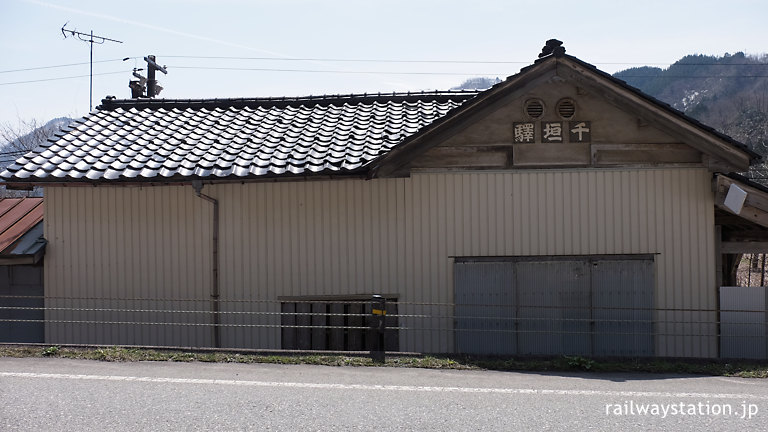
[145, 55, 168, 97]
[61, 23, 122, 111]
[129, 55, 168, 98]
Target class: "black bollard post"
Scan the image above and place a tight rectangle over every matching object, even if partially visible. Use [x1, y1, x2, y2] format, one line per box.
[370, 295, 386, 363]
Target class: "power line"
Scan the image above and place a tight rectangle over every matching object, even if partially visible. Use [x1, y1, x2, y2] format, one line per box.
[0, 54, 766, 84]
[159, 55, 768, 67]
[1, 61, 768, 88]
[169, 65, 768, 78]
[615, 75, 768, 78]
[170, 65, 505, 76]
[2, 68, 767, 88]
[3, 56, 766, 77]
[0, 71, 126, 86]
[3, 69, 768, 87]
[0, 58, 137, 74]
[609, 63, 768, 67]
[162, 55, 531, 64]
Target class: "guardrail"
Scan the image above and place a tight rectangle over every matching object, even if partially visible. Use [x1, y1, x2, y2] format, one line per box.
[1, 294, 766, 360]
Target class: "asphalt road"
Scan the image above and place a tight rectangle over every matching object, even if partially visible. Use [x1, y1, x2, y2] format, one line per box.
[1, 358, 767, 431]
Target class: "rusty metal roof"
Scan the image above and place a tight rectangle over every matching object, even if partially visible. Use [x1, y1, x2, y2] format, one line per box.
[0, 197, 44, 257]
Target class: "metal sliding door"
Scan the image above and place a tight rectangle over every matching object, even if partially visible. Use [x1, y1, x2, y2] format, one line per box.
[591, 259, 654, 356]
[516, 260, 591, 356]
[454, 256, 654, 356]
[454, 261, 516, 355]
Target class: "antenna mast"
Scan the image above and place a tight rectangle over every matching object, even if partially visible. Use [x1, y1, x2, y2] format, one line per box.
[61, 23, 123, 111]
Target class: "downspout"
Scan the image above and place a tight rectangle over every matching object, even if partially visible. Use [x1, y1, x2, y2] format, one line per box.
[192, 180, 220, 348]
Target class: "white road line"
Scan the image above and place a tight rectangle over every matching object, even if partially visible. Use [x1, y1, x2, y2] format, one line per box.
[715, 377, 761, 386]
[1, 371, 767, 400]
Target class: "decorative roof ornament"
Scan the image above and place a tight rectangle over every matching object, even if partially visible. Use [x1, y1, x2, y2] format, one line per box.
[538, 39, 566, 58]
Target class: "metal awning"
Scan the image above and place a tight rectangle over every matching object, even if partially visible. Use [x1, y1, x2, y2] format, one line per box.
[0, 197, 46, 265]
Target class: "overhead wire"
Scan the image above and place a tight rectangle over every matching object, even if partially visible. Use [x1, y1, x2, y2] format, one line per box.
[0, 149, 34, 160]
[167, 65, 768, 78]
[169, 65, 506, 76]
[158, 54, 768, 67]
[161, 55, 531, 64]
[0, 57, 139, 74]
[0, 71, 127, 86]
[3, 55, 767, 72]
[1, 56, 767, 87]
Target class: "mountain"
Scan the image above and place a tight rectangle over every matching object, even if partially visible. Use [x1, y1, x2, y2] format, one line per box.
[0, 117, 72, 197]
[0, 117, 74, 169]
[451, 77, 502, 90]
[613, 52, 768, 178]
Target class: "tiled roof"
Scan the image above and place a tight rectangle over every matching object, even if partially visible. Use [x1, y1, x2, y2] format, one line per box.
[0, 197, 43, 255]
[0, 92, 478, 182]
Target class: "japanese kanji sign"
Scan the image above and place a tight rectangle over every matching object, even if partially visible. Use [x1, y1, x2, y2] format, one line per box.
[513, 122, 535, 143]
[514, 120, 592, 143]
[542, 122, 563, 143]
[569, 121, 591, 143]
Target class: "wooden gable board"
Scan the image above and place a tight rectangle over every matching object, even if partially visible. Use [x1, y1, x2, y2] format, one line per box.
[557, 58, 753, 170]
[371, 55, 754, 177]
[411, 70, 704, 169]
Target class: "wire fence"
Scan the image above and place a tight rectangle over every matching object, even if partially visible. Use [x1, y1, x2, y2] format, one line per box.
[1, 295, 767, 360]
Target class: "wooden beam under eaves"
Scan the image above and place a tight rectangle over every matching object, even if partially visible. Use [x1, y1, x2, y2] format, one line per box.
[721, 241, 768, 254]
[714, 174, 768, 229]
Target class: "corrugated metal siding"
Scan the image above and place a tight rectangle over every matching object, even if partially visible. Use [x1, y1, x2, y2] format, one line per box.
[0, 264, 44, 343]
[516, 260, 592, 356]
[44, 186, 214, 347]
[44, 167, 715, 356]
[454, 261, 516, 355]
[454, 257, 655, 357]
[590, 259, 654, 356]
[720, 286, 768, 359]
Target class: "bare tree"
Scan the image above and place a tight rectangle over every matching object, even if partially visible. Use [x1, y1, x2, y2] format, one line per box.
[0, 118, 55, 153]
[0, 118, 68, 198]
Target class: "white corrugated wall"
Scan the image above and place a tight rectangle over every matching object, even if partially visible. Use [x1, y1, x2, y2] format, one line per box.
[44, 186, 214, 347]
[44, 167, 715, 356]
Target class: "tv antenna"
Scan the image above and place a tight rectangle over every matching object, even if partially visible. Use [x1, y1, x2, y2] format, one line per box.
[61, 23, 123, 111]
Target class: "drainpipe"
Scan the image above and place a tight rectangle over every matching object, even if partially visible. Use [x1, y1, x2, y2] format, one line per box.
[192, 180, 220, 348]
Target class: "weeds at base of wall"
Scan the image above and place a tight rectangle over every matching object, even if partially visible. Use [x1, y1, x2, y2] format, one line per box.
[1, 345, 767, 378]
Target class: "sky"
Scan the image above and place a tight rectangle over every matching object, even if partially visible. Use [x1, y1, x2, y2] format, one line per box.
[1, 0, 767, 127]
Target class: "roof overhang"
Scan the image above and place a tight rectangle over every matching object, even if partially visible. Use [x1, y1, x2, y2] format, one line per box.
[370, 54, 757, 178]
[714, 174, 768, 229]
[1, 171, 369, 189]
[0, 198, 46, 265]
[714, 174, 768, 253]
[557, 56, 756, 171]
[0, 220, 46, 265]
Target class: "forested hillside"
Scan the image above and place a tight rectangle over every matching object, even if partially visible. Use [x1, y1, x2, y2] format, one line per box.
[614, 52, 768, 180]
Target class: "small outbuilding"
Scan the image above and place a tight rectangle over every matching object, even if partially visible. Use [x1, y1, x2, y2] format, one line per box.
[2, 41, 766, 357]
